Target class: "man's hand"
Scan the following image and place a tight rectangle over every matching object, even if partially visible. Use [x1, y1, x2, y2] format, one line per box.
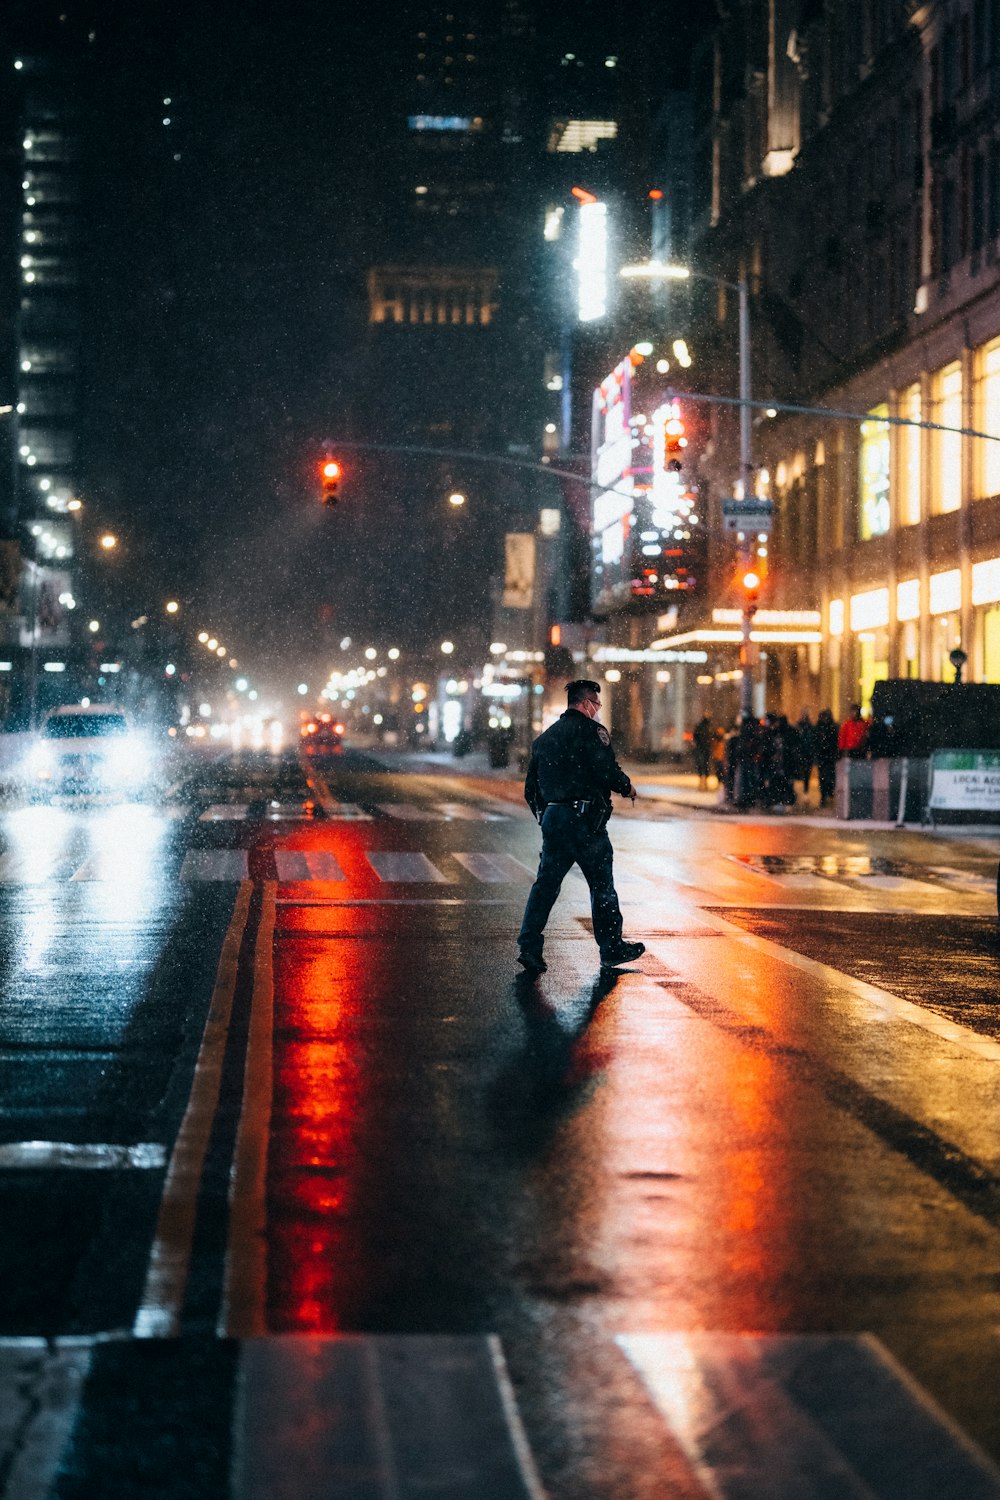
[626, 787, 636, 804]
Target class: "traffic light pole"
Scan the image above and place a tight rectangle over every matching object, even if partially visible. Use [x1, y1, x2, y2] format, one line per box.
[737, 275, 755, 719]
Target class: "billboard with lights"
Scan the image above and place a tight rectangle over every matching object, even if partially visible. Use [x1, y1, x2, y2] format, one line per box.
[590, 353, 704, 615]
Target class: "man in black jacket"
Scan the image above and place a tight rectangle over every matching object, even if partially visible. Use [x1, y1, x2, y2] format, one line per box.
[517, 679, 645, 974]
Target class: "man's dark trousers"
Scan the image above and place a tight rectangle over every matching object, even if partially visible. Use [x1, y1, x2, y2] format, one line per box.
[518, 803, 624, 960]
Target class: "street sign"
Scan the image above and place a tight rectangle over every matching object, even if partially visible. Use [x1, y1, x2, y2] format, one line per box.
[721, 498, 774, 533]
[929, 750, 1000, 813]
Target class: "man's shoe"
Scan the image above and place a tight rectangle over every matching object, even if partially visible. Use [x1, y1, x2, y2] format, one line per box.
[517, 951, 547, 974]
[599, 940, 646, 968]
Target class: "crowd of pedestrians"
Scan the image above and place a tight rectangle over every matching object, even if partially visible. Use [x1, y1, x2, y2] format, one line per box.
[690, 704, 889, 812]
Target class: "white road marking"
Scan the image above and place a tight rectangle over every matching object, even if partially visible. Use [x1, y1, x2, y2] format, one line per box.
[0, 1340, 93, 1500]
[133, 882, 253, 1338]
[694, 907, 1000, 1061]
[0, 1141, 166, 1169]
[366, 852, 449, 882]
[436, 801, 509, 821]
[199, 804, 249, 822]
[232, 1335, 542, 1500]
[857, 874, 938, 893]
[222, 883, 275, 1338]
[452, 853, 534, 882]
[274, 850, 346, 882]
[619, 1332, 1000, 1498]
[179, 849, 249, 881]
[377, 803, 445, 821]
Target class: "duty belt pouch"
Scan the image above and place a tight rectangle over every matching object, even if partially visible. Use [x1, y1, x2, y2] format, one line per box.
[583, 799, 610, 834]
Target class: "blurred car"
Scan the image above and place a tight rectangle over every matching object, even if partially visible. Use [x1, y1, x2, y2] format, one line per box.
[25, 704, 156, 798]
[300, 718, 344, 757]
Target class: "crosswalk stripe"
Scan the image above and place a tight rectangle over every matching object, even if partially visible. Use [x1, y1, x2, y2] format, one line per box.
[0, 1340, 93, 1500]
[619, 1332, 1000, 1498]
[857, 874, 936, 893]
[199, 804, 249, 822]
[366, 851, 448, 882]
[453, 852, 534, 882]
[233, 1335, 542, 1500]
[377, 802, 445, 821]
[0, 1141, 166, 1169]
[274, 850, 346, 882]
[436, 801, 510, 821]
[179, 849, 249, 881]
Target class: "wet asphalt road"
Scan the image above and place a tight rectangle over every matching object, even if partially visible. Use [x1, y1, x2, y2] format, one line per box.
[4, 745, 1000, 1498]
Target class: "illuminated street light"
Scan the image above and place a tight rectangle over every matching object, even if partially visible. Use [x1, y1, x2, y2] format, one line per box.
[441, 640, 454, 655]
[98, 533, 118, 551]
[216, 646, 226, 657]
[207, 638, 218, 650]
[67, 498, 82, 513]
[448, 492, 466, 507]
[365, 647, 377, 660]
[198, 631, 209, 643]
[165, 600, 179, 614]
[297, 683, 308, 695]
[88, 619, 100, 633]
[388, 647, 400, 660]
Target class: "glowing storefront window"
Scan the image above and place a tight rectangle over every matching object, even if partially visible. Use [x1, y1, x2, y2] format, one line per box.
[932, 362, 962, 514]
[983, 606, 1000, 682]
[896, 578, 921, 621]
[976, 339, 1000, 500]
[929, 567, 961, 614]
[859, 404, 890, 538]
[901, 383, 922, 525]
[850, 586, 889, 631]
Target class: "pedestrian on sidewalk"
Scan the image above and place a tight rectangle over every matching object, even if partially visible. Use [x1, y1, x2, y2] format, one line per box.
[517, 679, 645, 975]
[692, 713, 714, 789]
[815, 708, 838, 805]
[838, 702, 869, 759]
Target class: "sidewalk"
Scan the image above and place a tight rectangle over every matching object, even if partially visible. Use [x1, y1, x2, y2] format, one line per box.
[368, 746, 838, 819]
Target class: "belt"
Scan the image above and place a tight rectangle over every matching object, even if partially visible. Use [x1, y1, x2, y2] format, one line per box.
[549, 799, 592, 812]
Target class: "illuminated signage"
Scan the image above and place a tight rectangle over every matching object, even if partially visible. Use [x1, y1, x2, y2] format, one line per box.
[590, 359, 704, 614]
[407, 115, 480, 132]
[575, 199, 608, 322]
[859, 405, 890, 539]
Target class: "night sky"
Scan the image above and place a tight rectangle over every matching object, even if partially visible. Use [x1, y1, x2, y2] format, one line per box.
[71, 0, 710, 687]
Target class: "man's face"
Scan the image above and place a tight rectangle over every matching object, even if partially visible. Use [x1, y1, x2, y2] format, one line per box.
[579, 691, 601, 720]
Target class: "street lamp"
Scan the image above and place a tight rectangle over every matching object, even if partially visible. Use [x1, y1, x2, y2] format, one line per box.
[621, 256, 755, 715]
[98, 532, 118, 551]
[165, 600, 179, 615]
[447, 492, 466, 508]
[441, 640, 454, 655]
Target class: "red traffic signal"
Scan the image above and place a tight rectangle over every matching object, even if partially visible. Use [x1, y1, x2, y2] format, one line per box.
[320, 459, 342, 507]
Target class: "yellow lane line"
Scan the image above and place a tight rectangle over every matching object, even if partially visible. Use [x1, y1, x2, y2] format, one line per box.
[133, 881, 253, 1338]
[220, 881, 277, 1337]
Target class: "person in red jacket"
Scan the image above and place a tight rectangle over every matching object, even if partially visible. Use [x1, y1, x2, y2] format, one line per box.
[837, 702, 869, 759]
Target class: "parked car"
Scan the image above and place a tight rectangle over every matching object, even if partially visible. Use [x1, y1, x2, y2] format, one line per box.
[24, 704, 156, 799]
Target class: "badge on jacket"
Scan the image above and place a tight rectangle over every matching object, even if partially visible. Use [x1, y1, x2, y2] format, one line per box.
[597, 726, 611, 745]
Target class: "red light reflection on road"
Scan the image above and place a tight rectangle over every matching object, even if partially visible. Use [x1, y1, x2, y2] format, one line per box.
[267, 918, 366, 1331]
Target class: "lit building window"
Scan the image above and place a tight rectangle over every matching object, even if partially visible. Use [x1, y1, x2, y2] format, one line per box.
[972, 556, 1000, 605]
[932, 361, 962, 513]
[976, 337, 1000, 499]
[929, 567, 961, 614]
[900, 383, 921, 524]
[896, 578, 921, 621]
[547, 119, 618, 154]
[859, 405, 890, 538]
[829, 599, 844, 636]
[850, 587, 889, 632]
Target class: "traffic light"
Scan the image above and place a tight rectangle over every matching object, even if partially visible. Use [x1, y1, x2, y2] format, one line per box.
[664, 403, 687, 472]
[740, 567, 761, 618]
[320, 459, 342, 507]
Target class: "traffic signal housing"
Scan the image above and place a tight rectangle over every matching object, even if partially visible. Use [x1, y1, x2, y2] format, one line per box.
[321, 459, 342, 507]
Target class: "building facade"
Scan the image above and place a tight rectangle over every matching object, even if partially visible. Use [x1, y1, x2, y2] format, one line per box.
[665, 0, 1000, 727]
